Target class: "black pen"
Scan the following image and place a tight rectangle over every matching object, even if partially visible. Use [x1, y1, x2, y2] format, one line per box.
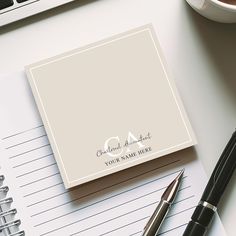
[183, 130, 236, 236]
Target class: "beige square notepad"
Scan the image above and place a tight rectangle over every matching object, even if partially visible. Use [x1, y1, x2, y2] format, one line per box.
[26, 25, 196, 188]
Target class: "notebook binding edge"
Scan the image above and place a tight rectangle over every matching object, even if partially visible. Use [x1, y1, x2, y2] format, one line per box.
[0, 175, 25, 236]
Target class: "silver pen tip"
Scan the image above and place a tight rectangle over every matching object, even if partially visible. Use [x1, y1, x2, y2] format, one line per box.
[161, 169, 185, 203]
[177, 169, 184, 179]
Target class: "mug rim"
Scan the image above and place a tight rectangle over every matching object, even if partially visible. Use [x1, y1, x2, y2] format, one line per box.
[210, 0, 236, 11]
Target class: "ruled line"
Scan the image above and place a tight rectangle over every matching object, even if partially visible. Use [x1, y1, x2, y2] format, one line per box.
[157, 223, 188, 235]
[44, 203, 151, 236]
[34, 186, 168, 227]
[166, 205, 195, 218]
[129, 231, 142, 236]
[6, 134, 47, 149]
[31, 177, 176, 216]
[69, 206, 193, 236]
[16, 163, 57, 178]
[34, 187, 192, 228]
[28, 160, 181, 209]
[129, 222, 188, 236]
[174, 191, 193, 202]
[31, 183, 166, 218]
[36, 199, 158, 228]
[2, 124, 44, 140]
[130, 222, 189, 236]
[27, 189, 70, 208]
[102, 218, 147, 236]
[31, 183, 190, 218]
[23, 182, 63, 198]
[12, 153, 54, 169]
[101, 207, 191, 236]
[36, 183, 190, 235]
[20, 172, 60, 189]
[9, 144, 51, 159]
[96, 217, 148, 236]
[30, 170, 183, 216]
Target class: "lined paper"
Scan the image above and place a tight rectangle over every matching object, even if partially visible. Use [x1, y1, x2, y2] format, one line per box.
[0, 72, 226, 236]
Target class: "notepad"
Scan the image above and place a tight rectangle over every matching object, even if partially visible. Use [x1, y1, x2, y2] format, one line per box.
[0, 72, 226, 236]
[26, 25, 196, 188]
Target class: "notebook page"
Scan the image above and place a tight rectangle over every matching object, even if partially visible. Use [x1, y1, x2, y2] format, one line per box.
[0, 72, 226, 236]
[0, 136, 33, 236]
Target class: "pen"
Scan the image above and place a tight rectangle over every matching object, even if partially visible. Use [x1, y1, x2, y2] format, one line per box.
[141, 169, 184, 236]
[183, 130, 236, 236]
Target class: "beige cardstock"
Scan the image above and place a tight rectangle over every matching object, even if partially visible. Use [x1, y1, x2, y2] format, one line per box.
[26, 25, 196, 188]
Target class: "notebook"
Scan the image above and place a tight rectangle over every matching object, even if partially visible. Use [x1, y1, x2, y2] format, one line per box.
[0, 72, 226, 236]
[25, 25, 196, 188]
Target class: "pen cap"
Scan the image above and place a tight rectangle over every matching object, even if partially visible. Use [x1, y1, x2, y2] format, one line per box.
[201, 131, 236, 206]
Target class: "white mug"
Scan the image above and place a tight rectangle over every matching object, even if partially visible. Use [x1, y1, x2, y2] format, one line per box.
[186, 0, 236, 23]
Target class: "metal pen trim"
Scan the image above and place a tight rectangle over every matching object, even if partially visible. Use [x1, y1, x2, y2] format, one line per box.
[199, 201, 217, 212]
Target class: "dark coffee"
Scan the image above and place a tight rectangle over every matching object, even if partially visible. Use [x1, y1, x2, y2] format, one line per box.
[218, 0, 236, 5]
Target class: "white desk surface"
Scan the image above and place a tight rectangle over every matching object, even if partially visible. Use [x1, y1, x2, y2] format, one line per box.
[0, 0, 236, 235]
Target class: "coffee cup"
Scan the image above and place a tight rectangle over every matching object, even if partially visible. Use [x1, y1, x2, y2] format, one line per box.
[186, 0, 236, 23]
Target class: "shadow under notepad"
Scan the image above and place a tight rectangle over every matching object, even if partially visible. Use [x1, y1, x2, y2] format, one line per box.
[68, 147, 196, 201]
